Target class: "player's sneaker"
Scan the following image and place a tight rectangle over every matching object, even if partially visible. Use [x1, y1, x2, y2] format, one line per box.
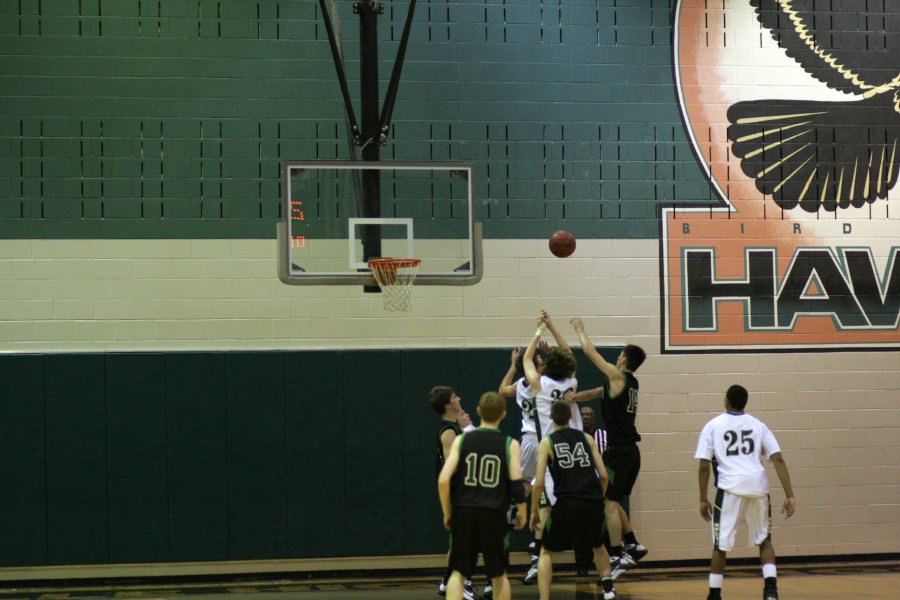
[482, 583, 493, 599]
[610, 553, 637, 579]
[596, 577, 617, 600]
[462, 581, 481, 600]
[625, 542, 649, 562]
[436, 580, 447, 596]
[523, 560, 539, 584]
[763, 586, 778, 600]
[706, 593, 722, 600]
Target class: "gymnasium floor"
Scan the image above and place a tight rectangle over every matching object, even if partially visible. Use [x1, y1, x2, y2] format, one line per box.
[1, 561, 897, 600]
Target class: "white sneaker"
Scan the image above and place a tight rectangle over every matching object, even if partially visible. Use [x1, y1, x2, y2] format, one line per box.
[482, 583, 493, 599]
[436, 580, 447, 596]
[523, 561, 539, 584]
[463, 581, 481, 600]
[603, 589, 617, 600]
[610, 553, 637, 579]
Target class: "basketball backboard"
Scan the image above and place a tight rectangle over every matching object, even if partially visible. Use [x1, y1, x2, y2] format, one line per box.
[278, 161, 481, 286]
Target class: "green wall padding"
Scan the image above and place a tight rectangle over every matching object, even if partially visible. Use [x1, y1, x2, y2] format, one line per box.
[106, 353, 169, 563]
[166, 353, 229, 562]
[225, 352, 289, 559]
[0, 347, 621, 567]
[44, 354, 109, 565]
[0, 355, 47, 566]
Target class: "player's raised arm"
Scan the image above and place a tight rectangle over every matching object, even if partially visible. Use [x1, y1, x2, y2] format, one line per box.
[570, 317, 624, 385]
[523, 320, 547, 394]
[499, 347, 521, 397]
[541, 310, 571, 352]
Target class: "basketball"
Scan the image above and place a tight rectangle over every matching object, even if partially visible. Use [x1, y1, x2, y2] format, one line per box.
[549, 230, 576, 258]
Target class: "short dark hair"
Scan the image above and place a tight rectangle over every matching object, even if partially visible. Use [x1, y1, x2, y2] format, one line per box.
[479, 391, 506, 422]
[726, 384, 749, 410]
[551, 400, 571, 425]
[623, 344, 646, 371]
[428, 385, 454, 414]
[543, 347, 576, 381]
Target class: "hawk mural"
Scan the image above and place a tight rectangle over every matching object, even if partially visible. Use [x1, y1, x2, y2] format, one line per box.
[663, 0, 900, 352]
[727, 0, 900, 212]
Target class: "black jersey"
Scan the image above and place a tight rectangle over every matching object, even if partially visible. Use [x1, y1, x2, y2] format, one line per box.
[450, 428, 512, 514]
[436, 419, 463, 478]
[601, 372, 641, 447]
[547, 427, 604, 502]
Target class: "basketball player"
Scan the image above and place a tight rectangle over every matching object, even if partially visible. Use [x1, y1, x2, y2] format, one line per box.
[570, 317, 649, 579]
[438, 392, 528, 600]
[520, 313, 577, 584]
[696, 384, 797, 600]
[499, 318, 603, 585]
[531, 400, 616, 600]
[429, 386, 482, 600]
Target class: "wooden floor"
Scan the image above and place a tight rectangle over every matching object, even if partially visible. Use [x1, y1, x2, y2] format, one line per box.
[1, 561, 897, 600]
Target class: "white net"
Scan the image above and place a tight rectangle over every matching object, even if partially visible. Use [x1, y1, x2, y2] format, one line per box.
[368, 258, 422, 312]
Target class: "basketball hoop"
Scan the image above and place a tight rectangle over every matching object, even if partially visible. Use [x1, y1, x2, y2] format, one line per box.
[368, 258, 422, 311]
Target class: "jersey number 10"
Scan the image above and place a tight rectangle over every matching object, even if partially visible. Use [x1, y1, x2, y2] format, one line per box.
[464, 454, 502, 488]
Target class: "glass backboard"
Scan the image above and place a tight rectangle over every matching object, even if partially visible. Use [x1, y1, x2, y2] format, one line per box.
[278, 161, 481, 286]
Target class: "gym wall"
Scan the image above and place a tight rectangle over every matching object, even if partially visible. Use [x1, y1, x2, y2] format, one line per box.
[0, 1, 897, 569]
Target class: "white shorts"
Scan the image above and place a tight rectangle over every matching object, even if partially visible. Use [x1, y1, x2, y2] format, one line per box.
[712, 490, 771, 552]
[520, 432, 538, 480]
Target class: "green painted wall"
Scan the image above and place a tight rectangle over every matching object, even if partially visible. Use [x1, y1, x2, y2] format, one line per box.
[0, 347, 618, 566]
[0, 0, 706, 240]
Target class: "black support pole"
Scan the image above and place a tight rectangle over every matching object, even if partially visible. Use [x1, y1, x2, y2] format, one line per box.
[358, 1, 382, 287]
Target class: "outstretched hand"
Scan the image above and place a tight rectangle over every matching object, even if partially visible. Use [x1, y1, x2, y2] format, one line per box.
[570, 317, 584, 333]
[458, 411, 472, 428]
[510, 347, 522, 366]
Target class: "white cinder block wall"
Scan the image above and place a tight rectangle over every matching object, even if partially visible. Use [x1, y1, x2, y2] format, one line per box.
[1, 237, 898, 561]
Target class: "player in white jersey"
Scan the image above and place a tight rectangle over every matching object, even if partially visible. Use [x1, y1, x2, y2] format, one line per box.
[695, 385, 797, 600]
[499, 347, 545, 488]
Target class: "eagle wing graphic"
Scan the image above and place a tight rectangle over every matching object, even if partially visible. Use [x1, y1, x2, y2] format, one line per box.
[727, 1, 900, 212]
[728, 97, 899, 212]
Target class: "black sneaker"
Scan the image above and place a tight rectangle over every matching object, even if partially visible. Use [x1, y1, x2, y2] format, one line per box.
[706, 591, 722, 600]
[625, 542, 649, 562]
[763, 587, 778, 600]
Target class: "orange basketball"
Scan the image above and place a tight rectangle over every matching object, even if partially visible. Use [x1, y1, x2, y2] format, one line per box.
[549, 230, 576, 258]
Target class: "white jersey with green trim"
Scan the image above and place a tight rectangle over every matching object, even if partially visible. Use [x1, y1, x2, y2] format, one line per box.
[515, 377, 537, 435]
[535, 375, 579, 439]
[695, 412, 781, 497]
